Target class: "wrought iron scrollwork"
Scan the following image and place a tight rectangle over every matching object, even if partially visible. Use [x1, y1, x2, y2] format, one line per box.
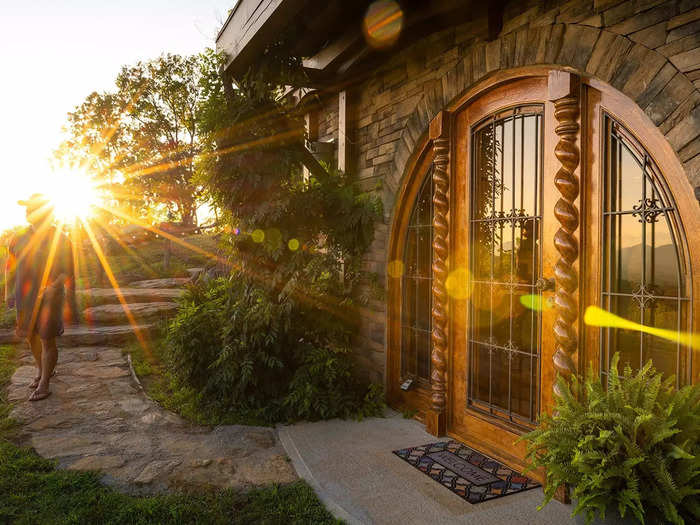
[632, 198, 667, 223]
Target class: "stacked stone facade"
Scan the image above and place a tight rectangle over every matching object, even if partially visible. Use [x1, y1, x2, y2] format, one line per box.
[305, 0, 700, 383]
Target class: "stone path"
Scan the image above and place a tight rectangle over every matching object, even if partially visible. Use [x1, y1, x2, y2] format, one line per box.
[3, 275, 296, 494]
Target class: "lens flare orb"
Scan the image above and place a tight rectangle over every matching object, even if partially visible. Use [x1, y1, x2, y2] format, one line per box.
[519, 294, 553, 311]
[363, 0, 403, 50]
[251, 229, 265, 243]
[584, 305, 700, 350]
[445, 267, 472, 300]
[387, 260, 405, 278]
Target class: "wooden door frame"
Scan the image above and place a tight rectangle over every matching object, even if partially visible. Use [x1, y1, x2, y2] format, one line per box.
[385, 65, 700, 460]
[386, 133, 435, 418]
[582, 78, 700, 384]
[449, 75, 553, 477]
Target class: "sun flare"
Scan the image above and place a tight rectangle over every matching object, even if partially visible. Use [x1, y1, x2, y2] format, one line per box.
[46, 168, 100, 223]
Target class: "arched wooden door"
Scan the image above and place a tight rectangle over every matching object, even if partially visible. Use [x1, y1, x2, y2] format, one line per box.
[388, 68, 698, 479]
[450, 76, 558, 473]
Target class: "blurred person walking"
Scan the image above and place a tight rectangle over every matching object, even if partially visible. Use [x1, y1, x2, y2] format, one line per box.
[4, 194, 77, 401]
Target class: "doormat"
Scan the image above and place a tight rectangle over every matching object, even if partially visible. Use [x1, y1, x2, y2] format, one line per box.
[393, 440, 540, 504]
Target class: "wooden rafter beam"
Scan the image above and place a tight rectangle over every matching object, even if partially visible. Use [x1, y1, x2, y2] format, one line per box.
[487, 0, 505, 41]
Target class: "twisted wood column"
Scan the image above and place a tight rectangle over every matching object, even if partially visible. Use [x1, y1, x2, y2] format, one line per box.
[431, 136, 449, 413]
[549, 72, 581, 399]
[427, 111, 450, 436]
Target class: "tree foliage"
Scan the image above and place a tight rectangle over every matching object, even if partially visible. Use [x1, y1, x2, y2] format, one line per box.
[165, 37, 385, 422]
[522, 355, 700, 525]
[57, 51, 225, 224]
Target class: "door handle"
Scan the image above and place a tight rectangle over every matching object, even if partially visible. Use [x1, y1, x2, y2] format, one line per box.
[535, 277, 555, 292]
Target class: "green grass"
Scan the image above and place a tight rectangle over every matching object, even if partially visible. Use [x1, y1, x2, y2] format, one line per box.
[0, 345, 340, 524]
[75, 234, 218, 289]
[0, 304, 14, 330]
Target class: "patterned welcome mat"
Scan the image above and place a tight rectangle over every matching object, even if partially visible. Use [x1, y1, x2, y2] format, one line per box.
[393, 440, 540, 504]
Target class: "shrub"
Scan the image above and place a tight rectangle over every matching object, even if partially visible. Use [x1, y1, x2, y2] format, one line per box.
[166, 276, 384, 423]
[0, 305, 14, 330]
[167, 41, 385, 425]
[522, 354, 700, 525]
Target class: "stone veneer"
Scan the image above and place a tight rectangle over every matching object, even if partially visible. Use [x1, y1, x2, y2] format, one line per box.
[307, 0, 700, 383]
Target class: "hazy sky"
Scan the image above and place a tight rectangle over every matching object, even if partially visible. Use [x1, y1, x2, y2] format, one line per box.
[0, 0, 235, 230]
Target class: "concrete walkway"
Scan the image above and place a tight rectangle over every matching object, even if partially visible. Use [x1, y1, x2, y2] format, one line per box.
[279, 410, 575, 525]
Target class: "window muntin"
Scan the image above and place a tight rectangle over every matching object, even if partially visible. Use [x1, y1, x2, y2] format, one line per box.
[468, 105, 544, 426]
[401, 167, 433, 384]
[601, 118, 690, 386]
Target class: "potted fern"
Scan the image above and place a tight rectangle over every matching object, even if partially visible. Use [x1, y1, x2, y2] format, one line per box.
[522, 354, 699, 525]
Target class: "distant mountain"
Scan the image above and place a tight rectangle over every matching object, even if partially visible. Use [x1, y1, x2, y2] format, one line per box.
[616, 243, 679, 290]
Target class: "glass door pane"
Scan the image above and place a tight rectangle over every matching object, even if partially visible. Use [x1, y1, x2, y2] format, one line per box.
[468, 105, 543, 426]
[401, 168, 433, 385]
[601, 118, 689, 386]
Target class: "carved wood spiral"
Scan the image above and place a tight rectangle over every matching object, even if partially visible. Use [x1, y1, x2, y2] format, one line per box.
[431, 137, 449, 412]
[552, 95, 580, 398]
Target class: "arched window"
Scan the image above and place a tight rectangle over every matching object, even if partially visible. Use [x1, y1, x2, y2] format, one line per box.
[401, 168, 433, 384]
[601, 117, 691, 386]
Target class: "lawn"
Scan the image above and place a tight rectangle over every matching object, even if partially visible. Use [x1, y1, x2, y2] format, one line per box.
[72, 233, 219, 289]
[0, 345, 340, 524]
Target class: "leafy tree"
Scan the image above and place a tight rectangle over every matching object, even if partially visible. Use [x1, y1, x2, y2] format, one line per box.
[165, 38, 385, 422]
[57, 51, 225, 225]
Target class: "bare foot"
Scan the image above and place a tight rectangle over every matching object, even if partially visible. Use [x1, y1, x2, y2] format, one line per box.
[28, 370, 55, 390]
[28, 388, 51, 402]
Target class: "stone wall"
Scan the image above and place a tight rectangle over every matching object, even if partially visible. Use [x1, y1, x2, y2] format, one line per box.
[317, 93, 339, 145]
[310, 0, 700, 383]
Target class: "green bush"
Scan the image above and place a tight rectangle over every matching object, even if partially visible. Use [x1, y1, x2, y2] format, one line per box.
[522, 354, 700, 525]
[0, 305, 14, 330]
[169, 43, 385, 425]
[166, 276, 384, 423]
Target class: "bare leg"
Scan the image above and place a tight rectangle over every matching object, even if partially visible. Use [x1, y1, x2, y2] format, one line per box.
[29, 337, 57, 401]
[26, 334, 42, 389]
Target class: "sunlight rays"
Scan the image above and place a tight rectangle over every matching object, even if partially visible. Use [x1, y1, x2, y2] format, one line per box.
[88, 202, 361, 326]
[119, 128, 303, 180]
[14, 210, 56, 265]
[81, 219, 150, 353]
[584, 305, 700, 351]
[98, 221, 161, 278]
[27, 223, 63, 333]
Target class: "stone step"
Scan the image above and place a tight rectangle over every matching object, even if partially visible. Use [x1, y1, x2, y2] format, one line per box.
[0, 324, 153, 346]
[77, 288, 183, 307]
[84, 302, 179, 325]
[128, 277, 191, 289]
[187, 267, 204, 280]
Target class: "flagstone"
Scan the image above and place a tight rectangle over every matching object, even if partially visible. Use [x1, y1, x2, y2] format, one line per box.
[68, 455, 126, 471]
[134, 459, 182, 485]
[4, 278, 296, 494]
[128, 278, 190, 289]
[32, 434, 106, 458]
[27, 413, 81, 431]
[10, 365, 35, 385]
[84, 302, 178, 325]
[73, 366, 130, 379]
[77, 287, 183, 305]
